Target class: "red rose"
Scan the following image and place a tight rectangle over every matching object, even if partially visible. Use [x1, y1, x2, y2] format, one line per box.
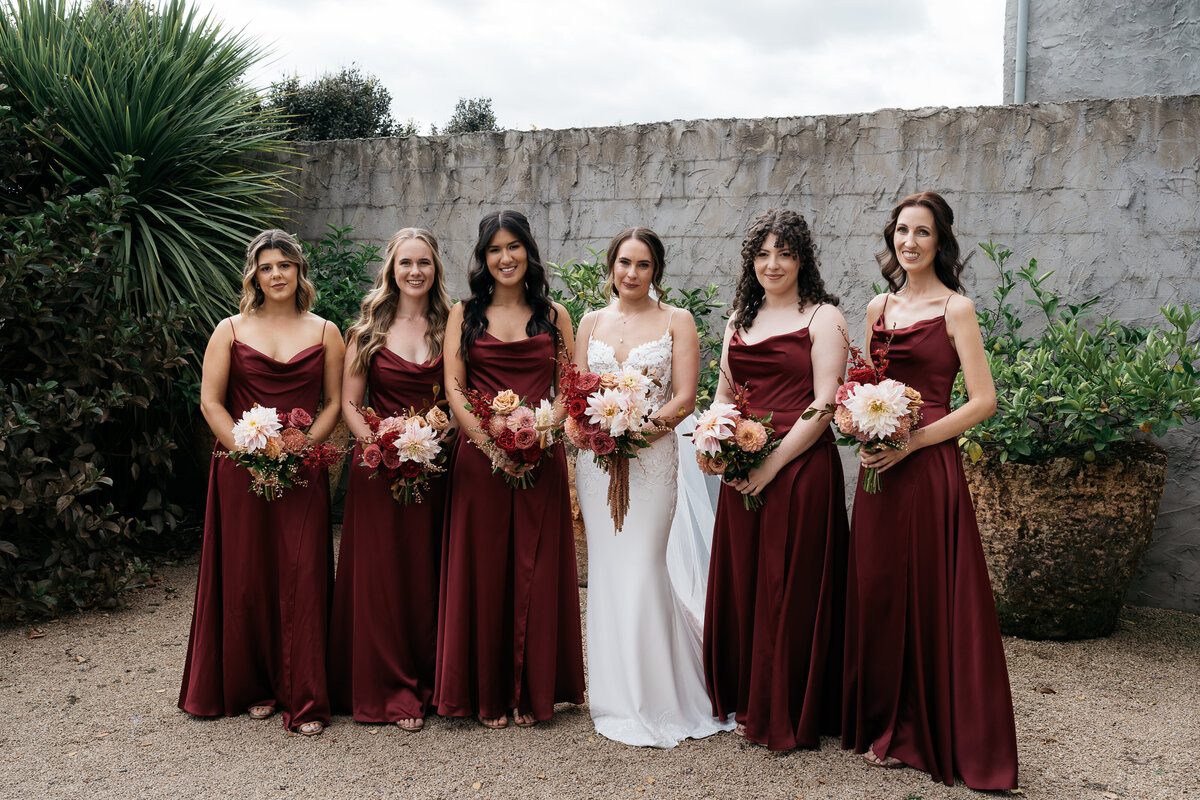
[847, 366, 877, 385]
[520, 445, 543, 464]
[567, 396, 587, 419]
[288, 407, 313, 429]
[382, 448, 401, 470]
[304, 443, 341, 469]
[378, 429, 400, 452]
[496, 428, 517, 452]
[513, 427, 537, 450]
[577, 372, 601, 393]
[400, 460, 421, 478]
[361, 443, 383, 468]
[590, 431, 616, 456]
[277, 411, 289, 427]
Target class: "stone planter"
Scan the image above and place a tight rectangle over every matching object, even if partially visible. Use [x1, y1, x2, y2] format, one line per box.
[964, 441, 1167, 640]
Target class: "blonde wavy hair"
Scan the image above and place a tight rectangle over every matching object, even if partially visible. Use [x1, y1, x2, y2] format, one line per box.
[345, 228, 452, 375]
[239, 229, 316, 314]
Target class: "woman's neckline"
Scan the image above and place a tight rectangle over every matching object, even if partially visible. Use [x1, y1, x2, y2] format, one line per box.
[732, 326, 811, 347]
[233, 340, 323, 364]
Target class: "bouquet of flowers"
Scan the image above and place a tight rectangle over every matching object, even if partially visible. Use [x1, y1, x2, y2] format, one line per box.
[225, 404, 344, 501]
[356, 403, 453, 504]
[691, 382, 781, 510]
[460, 386, 558, 489]
[802, 336, 923, 493]
[560, 360, 661, 532]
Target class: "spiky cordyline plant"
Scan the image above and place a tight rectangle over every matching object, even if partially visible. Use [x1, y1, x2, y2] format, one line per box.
[0, 0, 294, 331]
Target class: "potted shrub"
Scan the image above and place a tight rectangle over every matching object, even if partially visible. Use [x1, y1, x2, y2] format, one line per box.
[956, 243, 1200, 639]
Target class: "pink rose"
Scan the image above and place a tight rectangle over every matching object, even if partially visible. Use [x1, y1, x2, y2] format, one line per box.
[576, 372, 601, 393]
[382, 448, 401, 470]
[590, 431, 616, 456]
[514, 427, 538, 449]
[361, 443, 383, 468]
[288, 408, 313, 429]
[835, 381, 859, 406]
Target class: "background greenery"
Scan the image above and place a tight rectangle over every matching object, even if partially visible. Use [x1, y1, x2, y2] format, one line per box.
[265, 65, 416, 141]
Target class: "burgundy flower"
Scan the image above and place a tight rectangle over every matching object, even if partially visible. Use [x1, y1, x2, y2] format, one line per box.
[520, 445, 543, 464]
[577, 372, 601, 393]
[590, 431, 616, 456]
[382, 448, 401, 470]
[400, 460, 422, 478]
[496, 428, 517, 452]
[847, 365, 877, 385]
[362, 443, 383, 468]
[288, 407, 313, 429]
[567, 396, 587, 419]
[513, 427, 537, 450]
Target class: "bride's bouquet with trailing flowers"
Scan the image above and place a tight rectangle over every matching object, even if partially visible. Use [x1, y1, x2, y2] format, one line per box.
[356, 403, 453, 505]
[226, 404, 344, 501]
[691, 382, 781, 511]
[802, 336, 923, 493]
[560, 360, 661, 532]
[461, 385, 558, 489]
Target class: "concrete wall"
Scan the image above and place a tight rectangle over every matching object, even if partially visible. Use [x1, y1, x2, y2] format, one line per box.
[274, 94, 1200, 614]
[1005, 0, 1200, 103]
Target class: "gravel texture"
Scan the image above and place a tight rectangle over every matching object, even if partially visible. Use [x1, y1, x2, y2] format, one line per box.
[2, 541, 1198, 800]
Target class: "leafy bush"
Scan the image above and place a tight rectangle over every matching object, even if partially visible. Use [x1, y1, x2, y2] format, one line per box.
[305, 224, 381, 334]
[955, 242, 1200, 464]
[266, 65, 398, 141]
[0, 0, 292, 333]
[549, 252, 725, 403]
[1, 83, 191, 620]
[437, 96, 500, 135]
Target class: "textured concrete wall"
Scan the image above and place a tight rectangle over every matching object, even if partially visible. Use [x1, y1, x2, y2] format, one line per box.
[274, 95, 1200, 614]
[1004, 0, 1200, 102]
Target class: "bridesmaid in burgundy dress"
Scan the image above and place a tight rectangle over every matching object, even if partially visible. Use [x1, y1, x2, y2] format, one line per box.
[327, 228, 453, 732]
[703, 209, 849, 750]
[435, 210, 584, 729]
[179, 229, 345, 736]
[842, 191, 1018, 789]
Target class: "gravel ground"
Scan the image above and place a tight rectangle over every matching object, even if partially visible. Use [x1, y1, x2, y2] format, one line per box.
[2, 542, 1198, 800]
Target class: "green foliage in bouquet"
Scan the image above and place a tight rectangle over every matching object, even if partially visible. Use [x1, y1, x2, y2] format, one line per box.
[955, 242, 1200, 464]
[305, 224, 381, 335]
[0, 82, 192, 619]
[549, 250, 725, 403]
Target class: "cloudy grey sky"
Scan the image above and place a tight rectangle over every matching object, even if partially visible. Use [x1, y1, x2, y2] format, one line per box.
[202, 0, 1005, 132]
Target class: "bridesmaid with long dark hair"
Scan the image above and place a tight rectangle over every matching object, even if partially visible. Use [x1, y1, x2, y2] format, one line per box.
[703, 208, 849, 750]
[179, 229, 345, 736]
[327, 228, 453, 732]
[842, 191, 1018, 789]
[435, 210, 584, 729]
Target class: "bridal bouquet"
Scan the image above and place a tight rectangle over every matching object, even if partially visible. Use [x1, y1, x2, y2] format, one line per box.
[803, 337, 923, 493]
[356, 404, 453, 504]
[461, 386, 558, 489]
[225, 404, 344, 501]
[560, 360, 660, 532]
[691, 382, 780, 510]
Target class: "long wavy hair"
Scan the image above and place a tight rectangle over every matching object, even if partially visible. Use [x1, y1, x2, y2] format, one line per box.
[731, 208, 838, 332]
[460, 210, 558, 359]
[603, 227, 666, 302]
[876, 190, 965, 293]
[345, 228, 452, 375]
[239, 229, 316, 314]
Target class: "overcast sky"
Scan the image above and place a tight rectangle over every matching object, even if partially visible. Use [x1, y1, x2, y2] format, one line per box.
[201, 0, 1006, 132]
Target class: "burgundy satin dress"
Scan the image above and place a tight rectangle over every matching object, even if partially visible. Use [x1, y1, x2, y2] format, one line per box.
[842, 302, 1019, 789]
[328, 350, 445, 722]
[179, 337, 333, 731]
[434, 332, 585, 721]
[703, 326, 849, 750]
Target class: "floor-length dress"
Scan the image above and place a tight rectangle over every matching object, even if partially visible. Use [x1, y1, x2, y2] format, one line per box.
[179, 336, 333, 731]
[434, 332, 585, 721]
[842, 301, 1019, 789]
[577, 326, 735, 748]
[328, 351, 445, 722]
[703, 324, 848, 750]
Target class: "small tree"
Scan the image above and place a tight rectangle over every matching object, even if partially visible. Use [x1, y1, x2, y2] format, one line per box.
[267, 65, 396, 141]
[439, 96, 500, 134]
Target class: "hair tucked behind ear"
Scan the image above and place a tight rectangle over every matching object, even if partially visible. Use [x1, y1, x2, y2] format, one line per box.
[876, 190, 965, 293]
[731, 208, 837, 332]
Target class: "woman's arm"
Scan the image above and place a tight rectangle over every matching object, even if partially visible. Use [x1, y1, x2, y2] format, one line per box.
[645, 308, 699, 443]
[309, 320, 345, 444]
[443, 303, 487, 447]
[340, 340, 372, 441]
[735, 306, 849, 497]
[862, 295, 996, 472]
[574, 310, 598, 371]
[711, 318, 737, 406]
[200, 318, 237, 450]
[550, 301, 576, 423]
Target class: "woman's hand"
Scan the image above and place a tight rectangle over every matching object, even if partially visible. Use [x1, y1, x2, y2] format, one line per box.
[860, 430, 925, 473]
[728, 449, 784, 497]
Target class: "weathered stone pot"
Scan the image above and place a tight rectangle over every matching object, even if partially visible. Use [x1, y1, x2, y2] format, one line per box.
[964, 441, 1167, 640]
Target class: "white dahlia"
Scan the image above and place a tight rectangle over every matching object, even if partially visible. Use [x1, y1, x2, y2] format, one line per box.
[587, 388, 632, 436]
[692, 402, 739, 455]
[232, 404, 282, 453]
[394, 418, 440, 464]
[843, 379, 912, 440]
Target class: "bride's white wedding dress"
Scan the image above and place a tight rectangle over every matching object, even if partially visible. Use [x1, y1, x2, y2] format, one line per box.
[577, 319, 734, 748]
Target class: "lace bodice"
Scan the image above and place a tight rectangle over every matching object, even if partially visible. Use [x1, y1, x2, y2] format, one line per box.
[587, 331, 674, 414]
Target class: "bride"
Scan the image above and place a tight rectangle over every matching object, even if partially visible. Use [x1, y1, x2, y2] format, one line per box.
[574, 227, 735, 748]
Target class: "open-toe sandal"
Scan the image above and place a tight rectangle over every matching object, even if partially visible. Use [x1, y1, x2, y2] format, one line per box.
[478, 714, 508, 729]
[396, 718, 424, 732]
[863, 745, 903, 768]
[248, 705, 274, 720]
[297, 721, 324, 737]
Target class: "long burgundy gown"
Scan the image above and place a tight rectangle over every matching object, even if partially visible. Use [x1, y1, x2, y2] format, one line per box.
[434, 332, 585, 722]
[179, 337, 333, 732]
[703, 325, 848, 750]
[842, 301, 1019, 789]
[328, 351, 445, 722]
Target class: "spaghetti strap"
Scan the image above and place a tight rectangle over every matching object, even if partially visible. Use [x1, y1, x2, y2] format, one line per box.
[228, 317, 238, 342]
[663, 307, 677, 336]
[804, 303, 823, 329]
[942, 294, 954, 315]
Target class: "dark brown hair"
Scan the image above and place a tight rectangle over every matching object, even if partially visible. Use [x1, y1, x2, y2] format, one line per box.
[876, 190, 964, 293]
[731, 208, 838, 332]
[604, 227, 666, 302]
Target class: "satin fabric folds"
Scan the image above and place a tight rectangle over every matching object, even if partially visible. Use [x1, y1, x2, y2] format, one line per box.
[179, 340, 333, 731]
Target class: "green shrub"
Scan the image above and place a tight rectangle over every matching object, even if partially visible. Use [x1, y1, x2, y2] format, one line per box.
[955, 242, 1200, 464]
[265, 65, 398, 141]
[0, 0, 292, 333]
[306, 224, 381, 334]
[549, 252, 725, 403]
[436, 96, 500, 135]
[0, 83, 191, 619]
